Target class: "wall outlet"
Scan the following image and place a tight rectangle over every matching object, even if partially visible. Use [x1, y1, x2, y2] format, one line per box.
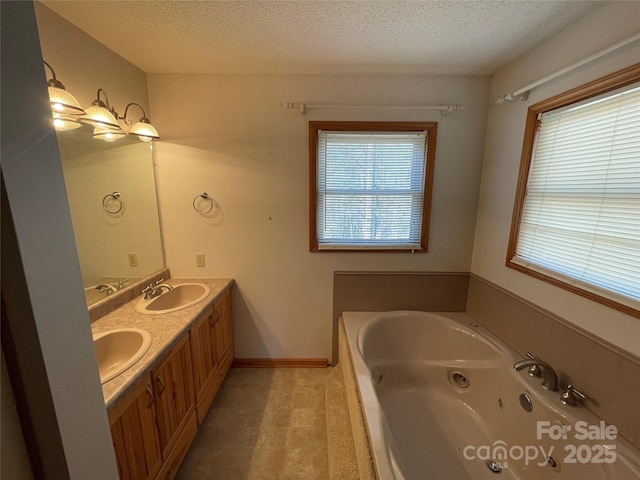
[128, 253, 138, 267]
[195, 253, 205, 267]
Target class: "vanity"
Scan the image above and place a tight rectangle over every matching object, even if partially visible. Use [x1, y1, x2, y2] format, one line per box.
[47, 76, 226, 479]
[91, 276, 235, 480]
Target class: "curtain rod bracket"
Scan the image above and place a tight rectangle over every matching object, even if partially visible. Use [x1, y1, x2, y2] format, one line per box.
[441, 104, 465, 116]
[496, 92, 529, 104]
[280, 101, 306, 114]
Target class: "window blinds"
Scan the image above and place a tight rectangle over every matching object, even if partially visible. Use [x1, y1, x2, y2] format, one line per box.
[513, 84, 640, 306]
[316, 131, 427, 249]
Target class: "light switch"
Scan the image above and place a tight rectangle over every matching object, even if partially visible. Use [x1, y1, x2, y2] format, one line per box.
[196, 253, 205, 267]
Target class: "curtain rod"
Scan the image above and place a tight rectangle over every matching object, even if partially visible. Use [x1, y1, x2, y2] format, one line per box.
[280, 102, 464, 116]
[496, 32, 640, 104]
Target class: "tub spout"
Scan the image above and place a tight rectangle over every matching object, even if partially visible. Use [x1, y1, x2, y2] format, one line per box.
[514, 358, 558, 391]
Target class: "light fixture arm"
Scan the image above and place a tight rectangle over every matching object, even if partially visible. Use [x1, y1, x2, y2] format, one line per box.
[93, 88, 120, 117]
[43, 60, 65, 89]
[120, 102, 149, 126]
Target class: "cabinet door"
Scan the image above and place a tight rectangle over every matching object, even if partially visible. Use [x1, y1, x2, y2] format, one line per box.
[109, 377, 161, 480]
[218, 288, 233, 356]
[212, 288, 232, 363]
[153, 335, 195, 457]
[189, 307, 216, 398]
[191, 288, 234, 424]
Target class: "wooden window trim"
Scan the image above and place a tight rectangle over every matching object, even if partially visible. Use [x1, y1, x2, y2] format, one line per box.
[506, 63, 640, 318]
[309, 121, 437, 253]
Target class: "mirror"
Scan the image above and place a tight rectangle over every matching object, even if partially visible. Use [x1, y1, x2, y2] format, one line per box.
[56, 124, 164, 306]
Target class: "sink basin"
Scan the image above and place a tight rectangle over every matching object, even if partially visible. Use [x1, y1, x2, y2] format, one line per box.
[93, 328, 152, 384]
[135, 283, 210, 314]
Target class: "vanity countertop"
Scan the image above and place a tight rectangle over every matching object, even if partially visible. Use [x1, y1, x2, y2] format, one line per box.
[91, 277, 234, 413]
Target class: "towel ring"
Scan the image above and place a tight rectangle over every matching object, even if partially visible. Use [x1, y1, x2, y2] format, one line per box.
[192, 192, 217, 215]
[102, 192, 123, 214]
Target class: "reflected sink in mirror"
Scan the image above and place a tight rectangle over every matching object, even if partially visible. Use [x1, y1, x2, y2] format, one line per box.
[84, 286, 109, 305]
[93, 328, 152, 384]
[135, 283, 210, 315]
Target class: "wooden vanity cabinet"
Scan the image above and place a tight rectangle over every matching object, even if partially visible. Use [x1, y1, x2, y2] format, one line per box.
[190, 287, 234, 424]
[109, 286, 234, 480]
[108, 377, 162, 480]
[110, 337, 197, 480]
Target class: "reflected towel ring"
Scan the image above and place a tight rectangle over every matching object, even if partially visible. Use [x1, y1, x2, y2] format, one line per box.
[192, 192, 217, 215]
[102, 191, 123, 214]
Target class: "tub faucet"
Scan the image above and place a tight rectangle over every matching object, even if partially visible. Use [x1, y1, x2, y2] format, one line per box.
[514, 357, 558, 391]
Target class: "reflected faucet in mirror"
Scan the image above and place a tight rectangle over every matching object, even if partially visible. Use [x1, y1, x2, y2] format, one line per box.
[95, 284, 117, 296]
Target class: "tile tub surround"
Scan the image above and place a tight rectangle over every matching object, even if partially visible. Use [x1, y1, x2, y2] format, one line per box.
[90, 277, 234, 412]
[332, 271, 469, 364]
[467, 275, 640, 450]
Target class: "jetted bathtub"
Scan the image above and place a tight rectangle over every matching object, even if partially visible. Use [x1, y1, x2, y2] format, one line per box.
[341, 311, 640, 480]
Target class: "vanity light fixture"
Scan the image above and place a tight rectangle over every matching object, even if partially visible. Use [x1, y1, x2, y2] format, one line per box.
[81, 91, 159, 142]
[120, 103, 160, 142]
[43, 61, 84, 131]
[81, 88, 123, 130]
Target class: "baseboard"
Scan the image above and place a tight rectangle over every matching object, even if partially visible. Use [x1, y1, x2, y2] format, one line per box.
[232, 358, 330, 368]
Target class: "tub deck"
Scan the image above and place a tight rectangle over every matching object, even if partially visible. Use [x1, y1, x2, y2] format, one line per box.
[341, 311, 640, 480]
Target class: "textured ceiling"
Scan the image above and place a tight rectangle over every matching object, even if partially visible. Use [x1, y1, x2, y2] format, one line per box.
[41, 0, 603, 75]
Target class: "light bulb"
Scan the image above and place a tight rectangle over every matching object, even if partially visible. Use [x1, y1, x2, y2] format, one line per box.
[52, 113, 81, 131]
[93, 126, 126, 142]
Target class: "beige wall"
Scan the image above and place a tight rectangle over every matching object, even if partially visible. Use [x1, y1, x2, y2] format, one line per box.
[148, 74, 491, 359]
[471, 1, 640, 357]
[34, 2, 150, 117]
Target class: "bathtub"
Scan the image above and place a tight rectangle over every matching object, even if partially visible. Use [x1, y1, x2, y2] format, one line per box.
[341, 311, 640, 480]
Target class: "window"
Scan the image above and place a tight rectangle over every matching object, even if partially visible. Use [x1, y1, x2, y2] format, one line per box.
[507, 64, 640, 317]
[309, 121, 437, 251]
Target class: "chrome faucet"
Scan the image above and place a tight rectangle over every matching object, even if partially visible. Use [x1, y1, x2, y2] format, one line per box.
[514, 355, 558, 391]
[560, 384, 587, 406]
[96, 284, 117, 295]
[142, 279, 173, 300]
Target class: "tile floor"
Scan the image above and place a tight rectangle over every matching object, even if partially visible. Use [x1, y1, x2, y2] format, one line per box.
[176, 367, 332, 480]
